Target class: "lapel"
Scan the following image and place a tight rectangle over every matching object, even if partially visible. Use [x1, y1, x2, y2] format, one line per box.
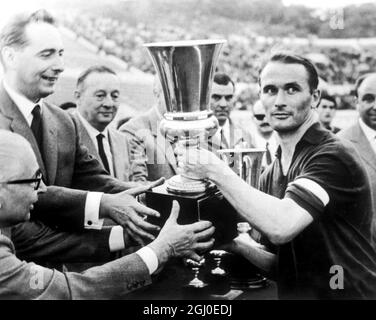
[150, 108, 177, 172]
[40, 102, 58, 184]
[108, 128, 127, 179]
[209, 119, 243, 151]
[74, 112, 99, 159]
[229, 119, 244, 148]
[350, 123, 376, 172]
[0, 84, 48, 180]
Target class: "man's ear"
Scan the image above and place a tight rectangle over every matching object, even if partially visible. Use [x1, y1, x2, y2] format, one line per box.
[312, 89, 321, 108]
[354, 96, 360, 112]
[74, 90, 80, 101]
[1, 46, 16, 69]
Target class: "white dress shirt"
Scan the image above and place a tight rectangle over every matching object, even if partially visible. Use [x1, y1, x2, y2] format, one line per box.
[359, 118, 376, 155]
[3, 80, 43, 126]
[252, 130, 279, 168]
[213, 119, 231, 147]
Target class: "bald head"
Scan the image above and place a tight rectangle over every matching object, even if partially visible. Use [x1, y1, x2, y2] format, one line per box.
[252, 100, 273, 137]
[355, 73, 376, 130]
[0, 130, 37, 181]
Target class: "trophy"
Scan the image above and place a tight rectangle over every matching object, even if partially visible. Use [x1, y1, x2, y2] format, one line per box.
[216, 148, 265, 188]
[185, 258, 207, 288]
[144, 39, 224, 194]
[210, 250, 228, 276]
[216, 149, 268, 290]
[144, 40, 241, 246]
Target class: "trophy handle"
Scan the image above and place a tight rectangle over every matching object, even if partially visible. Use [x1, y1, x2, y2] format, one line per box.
[243, 155, 253, 185]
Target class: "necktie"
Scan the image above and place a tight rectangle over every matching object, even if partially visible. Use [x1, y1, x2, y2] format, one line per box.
[265, 141, 272, 165]
[31, 105, 43, 152]
[96, 133, 110, 173]
[220, 128, 228, 149]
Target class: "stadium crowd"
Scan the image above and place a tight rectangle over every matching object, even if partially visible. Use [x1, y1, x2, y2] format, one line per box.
[61, 13, 376, 110]
[63, 13, 376, 85]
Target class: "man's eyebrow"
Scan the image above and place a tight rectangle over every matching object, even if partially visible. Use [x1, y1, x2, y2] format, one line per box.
[38, 48, 56, 54]
[283, 82, 302, 88]
[262, 84, 276, 89]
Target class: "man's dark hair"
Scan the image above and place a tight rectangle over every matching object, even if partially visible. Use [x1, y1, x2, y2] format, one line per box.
[0, 9, 56, 54]
[319, 94, 337, 109]
[76, 65, 117, 91]
[259, 52, 319, 93]
[213, 73, 235, 89]
[353, 73, 376, 97]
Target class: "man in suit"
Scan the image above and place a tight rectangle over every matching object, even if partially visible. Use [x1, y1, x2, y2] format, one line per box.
[208, 73, 253, 152]
[120, 79, 177, 182]
[72, 65, 136, 182]
[0, 10, 163, 261]
[0, 130, 215, 299]
[121, 73, 254, 182]
[316, 93, 341, 134]
[338, 73, 376, 244]
[250, 100, 279, 170]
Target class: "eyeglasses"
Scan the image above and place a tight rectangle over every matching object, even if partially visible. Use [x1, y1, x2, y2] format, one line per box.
[254, 114, 266, 121]
[1, 169, 43, 190]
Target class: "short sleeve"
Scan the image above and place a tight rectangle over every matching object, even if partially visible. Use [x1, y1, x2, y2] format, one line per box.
[285, 146, 359, 219]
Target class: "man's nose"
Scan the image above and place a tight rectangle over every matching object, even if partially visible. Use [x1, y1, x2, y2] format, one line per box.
[218, 97, 228, 108]
[102, 95, 115, 107]
[52, 55, 64, 73]
[37, 180, 47, 194]
[274, 89, 287, 108]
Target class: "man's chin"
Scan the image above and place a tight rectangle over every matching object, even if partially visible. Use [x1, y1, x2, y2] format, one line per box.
[39, 88, 55, 98]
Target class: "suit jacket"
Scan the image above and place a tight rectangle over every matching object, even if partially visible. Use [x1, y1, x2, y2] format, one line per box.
[208, 118, 254, 152]
[71, 112, 132, 182]
[0, 83, 133, 231]
[120, 107, 177, 182]
[0, 83, 138, 262]
[338, 123, 376, 243]
[0, 231, 151, 300]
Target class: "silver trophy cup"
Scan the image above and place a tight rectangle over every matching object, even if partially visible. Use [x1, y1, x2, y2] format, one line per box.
[144, 39, 225, 194]
[216, 148, 265, 188]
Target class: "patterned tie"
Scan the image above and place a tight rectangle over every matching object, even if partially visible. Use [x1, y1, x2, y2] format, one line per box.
[96, 133, 110, 173]
[265, 141, 272, 165]
[31, 105, 43, 153]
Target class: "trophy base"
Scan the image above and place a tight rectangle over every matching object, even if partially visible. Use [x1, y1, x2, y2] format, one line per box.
[166, 175, 215, 194]
[229, 276, 267, 290]
[224, 253, 268, 290]
[145, 183, 240, 246]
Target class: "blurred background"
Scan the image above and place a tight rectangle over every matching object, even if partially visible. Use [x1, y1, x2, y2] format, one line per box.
[1, 0, 376, 129]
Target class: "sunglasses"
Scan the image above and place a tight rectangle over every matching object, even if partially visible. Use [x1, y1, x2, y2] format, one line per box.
[2, 169, 43, 190]
[254, 114, 266, 121]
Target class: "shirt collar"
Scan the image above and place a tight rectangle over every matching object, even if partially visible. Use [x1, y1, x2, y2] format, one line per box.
[3, 80, 43, 121]
[275, 122, 323, 159]
[76, 111, 109, 142]
[359, 118, 376, 143]
[219, 118, 230, 136]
